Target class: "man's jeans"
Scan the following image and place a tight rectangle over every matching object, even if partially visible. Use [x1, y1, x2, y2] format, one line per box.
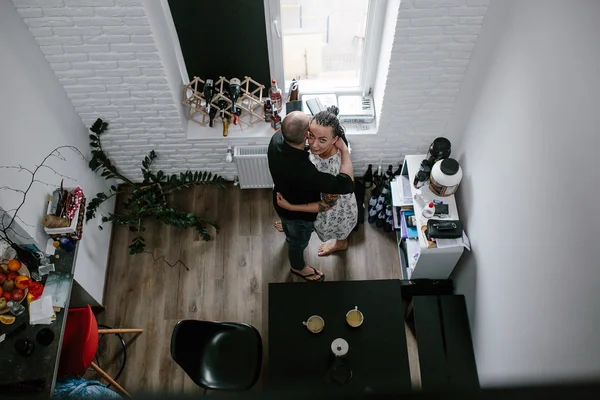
[280, 217, 314, 271]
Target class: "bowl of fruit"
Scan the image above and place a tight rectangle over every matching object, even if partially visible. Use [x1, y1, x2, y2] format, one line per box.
[0, 259, 31, 314]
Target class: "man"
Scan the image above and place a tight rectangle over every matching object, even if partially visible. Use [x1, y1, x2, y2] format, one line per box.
[268, 111, 354, 282]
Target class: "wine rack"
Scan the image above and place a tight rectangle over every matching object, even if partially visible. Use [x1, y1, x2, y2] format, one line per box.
[182, 76, 266, 128]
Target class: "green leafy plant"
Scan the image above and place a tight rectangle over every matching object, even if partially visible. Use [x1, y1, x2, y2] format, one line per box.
[86, 118, 226, 255]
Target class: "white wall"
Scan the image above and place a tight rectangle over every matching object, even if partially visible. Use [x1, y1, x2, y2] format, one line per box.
[448, 0, 600, 387]
[373, 0, 400, 127]
[0, 1, 116, 306]
[12, 0, 489, 180]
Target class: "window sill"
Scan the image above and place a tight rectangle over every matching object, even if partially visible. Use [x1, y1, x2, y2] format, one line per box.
[186, 118, 377, 140]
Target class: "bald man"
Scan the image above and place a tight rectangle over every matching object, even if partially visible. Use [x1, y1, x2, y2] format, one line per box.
[267, 111, 354, 282]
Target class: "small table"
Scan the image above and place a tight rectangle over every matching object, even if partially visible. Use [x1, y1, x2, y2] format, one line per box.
[0, 248, 75, 398]
[268, 279, 412, 395]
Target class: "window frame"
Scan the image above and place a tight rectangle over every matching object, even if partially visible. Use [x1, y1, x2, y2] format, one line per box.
[264, 0, 387, 97]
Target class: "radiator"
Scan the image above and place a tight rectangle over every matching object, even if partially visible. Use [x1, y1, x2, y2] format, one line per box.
[234, 146, 274, 189]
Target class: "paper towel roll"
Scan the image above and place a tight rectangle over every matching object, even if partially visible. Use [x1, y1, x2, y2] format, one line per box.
[331, 338, 349, 357]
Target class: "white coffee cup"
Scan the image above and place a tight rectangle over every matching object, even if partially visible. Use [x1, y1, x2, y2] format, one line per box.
[346, 306, 364, 327]
[303, 315, 325, 333]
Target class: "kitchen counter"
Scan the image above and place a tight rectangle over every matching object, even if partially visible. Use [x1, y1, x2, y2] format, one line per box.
[0, 248, 75, 398]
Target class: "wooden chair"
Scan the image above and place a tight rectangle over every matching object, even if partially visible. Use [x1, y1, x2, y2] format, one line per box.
[58, 305, 142, 398]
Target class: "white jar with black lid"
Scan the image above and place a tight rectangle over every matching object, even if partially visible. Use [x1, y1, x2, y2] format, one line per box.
[430, 158, 463, 197]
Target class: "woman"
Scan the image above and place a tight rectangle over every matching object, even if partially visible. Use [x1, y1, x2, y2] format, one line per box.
[276, 106, 358, 256]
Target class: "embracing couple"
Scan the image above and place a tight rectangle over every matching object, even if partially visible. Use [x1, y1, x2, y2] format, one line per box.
[267, 107, 358, 282]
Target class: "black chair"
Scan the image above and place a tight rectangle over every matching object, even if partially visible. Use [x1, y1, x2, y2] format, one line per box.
[170, 320, 263, 392]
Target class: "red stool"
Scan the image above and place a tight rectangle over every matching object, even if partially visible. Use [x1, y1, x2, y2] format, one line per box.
[58, 306, 142, 398]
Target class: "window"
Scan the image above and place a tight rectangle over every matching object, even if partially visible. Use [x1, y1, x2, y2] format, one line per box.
[265, 0, 386, 95]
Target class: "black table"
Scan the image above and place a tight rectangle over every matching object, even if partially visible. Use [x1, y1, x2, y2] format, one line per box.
[0, 248, 75, 398]
[268, 279, 412, 395]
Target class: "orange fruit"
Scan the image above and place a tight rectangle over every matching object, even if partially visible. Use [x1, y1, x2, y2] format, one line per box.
[0, 315, 16, 325]
[15, 276, 30, 290]
[0, 287, 3, 297]
[7, 260, 21, 272]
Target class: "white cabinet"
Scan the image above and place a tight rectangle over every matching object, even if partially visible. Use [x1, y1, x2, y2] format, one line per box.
[392, 155, 463, 279]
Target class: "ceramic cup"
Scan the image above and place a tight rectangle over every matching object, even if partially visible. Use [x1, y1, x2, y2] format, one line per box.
[303, 315, 325, 333]
[346, 306, 364, 328]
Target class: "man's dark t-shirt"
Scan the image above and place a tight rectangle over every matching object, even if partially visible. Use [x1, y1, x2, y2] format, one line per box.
[268, 131, 354, 222]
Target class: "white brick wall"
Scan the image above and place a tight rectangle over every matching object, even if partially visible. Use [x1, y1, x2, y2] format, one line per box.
[13, 0, 489, 181]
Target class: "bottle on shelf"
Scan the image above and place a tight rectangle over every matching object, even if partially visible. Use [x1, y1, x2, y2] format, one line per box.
[413, 170, 428, 189]
[419, 159, 432, 180]
[269, 78, 283, 112]
[264, 98, 273, 123]
[363, 164, 373, 188]
[422, 202, 435, 219]
[270, 110, 282, 130]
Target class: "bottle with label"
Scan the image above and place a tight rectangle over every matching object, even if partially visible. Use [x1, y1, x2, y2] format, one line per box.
[368, 207, 378, 224]
[376, 209, 386, 228]
[376, 194, 385, 213]
[422, 202, 435, 219]
[269, 79, 283, 112]
[368, 194, 377, 211]
[270, 110, 281, 130]
[363, 164, 373, 188]
[264, 98, 273, 123]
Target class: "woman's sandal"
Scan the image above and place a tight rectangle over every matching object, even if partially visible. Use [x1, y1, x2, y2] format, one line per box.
[290, 267, 325, 282]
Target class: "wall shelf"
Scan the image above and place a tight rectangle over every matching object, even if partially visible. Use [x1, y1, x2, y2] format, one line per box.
[393, 155, 464, 279]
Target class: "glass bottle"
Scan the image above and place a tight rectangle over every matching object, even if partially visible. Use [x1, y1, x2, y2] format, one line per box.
[269, 79, 282, 112]
[270, 110, 281, 130]
[363, 164, 373, 188]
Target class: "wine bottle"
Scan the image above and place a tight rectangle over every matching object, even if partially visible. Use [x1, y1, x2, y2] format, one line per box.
[363, 164, 373, 188]
[271, 109, 282, 130]
[368, 207, 378, 224]
[393, 164, 402, 176]
[381, 181, 390, 196]
[384, 216, 394, 232]
[372, 165, 382, 196]
[376, 209, 386, 228]
[368, 195, 377, 211]
[264, 98, 272, 123]
[376, 194, 385, 212]
[386, 165, 394, 178]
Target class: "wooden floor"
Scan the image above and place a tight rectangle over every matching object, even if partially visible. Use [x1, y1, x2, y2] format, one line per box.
[88, 185, 419, 394]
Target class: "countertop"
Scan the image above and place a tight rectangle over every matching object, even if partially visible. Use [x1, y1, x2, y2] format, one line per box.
[0, 248, 75, 398]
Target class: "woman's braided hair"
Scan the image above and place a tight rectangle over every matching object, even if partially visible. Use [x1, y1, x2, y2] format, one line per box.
[312, 105, 348, 145]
